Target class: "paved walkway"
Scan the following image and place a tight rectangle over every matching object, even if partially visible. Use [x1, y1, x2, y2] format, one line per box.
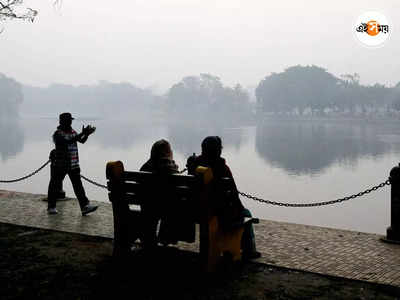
[1, 189, 400, 287]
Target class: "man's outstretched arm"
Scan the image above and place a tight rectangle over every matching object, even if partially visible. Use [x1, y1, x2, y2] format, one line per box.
[78, 125, 96, 144]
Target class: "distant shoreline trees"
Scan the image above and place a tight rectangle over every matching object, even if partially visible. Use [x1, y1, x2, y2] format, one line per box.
[21, 81, 160, 119]
[3, 65, 400, 122]
[256, 65, 400, 118]
[0, 73, 23, 119]
[166, 73, 253, 124]
[19, 74, 254, 124]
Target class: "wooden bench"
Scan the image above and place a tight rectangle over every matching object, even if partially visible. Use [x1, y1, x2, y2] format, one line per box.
[106, 161, 257, 272]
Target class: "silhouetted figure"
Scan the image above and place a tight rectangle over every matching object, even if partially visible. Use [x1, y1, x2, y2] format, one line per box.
[47, 112, 98, 215]
[186, 136, 261, 260]
[140, 139, 183, 250]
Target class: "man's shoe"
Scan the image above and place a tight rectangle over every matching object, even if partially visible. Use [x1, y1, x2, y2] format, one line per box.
[81, 204, 98, 216]
[47, 208, 58, 215]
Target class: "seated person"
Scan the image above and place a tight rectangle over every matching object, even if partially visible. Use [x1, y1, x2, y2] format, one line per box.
[186, 136, 261, 260]
[140, 139, 194, 250]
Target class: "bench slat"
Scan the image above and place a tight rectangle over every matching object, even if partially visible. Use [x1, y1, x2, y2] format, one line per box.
[125, 193, 140, 205]
[124, 189, 195, 205]
[123, 182, 193, 198]
[123, 171, 198, 186]
[124, 182, 142, 193]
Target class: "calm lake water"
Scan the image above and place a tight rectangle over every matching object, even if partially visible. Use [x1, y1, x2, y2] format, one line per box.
[2, 117, 400, 235]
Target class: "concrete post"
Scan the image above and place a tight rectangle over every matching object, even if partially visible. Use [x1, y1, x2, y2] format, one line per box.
[384, 164, 400, 243]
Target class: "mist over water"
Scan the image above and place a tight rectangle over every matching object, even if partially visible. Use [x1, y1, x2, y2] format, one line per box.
[0, 119, 24, 162]
[0, 116, 397, 235]
[256, 119, 400, 176]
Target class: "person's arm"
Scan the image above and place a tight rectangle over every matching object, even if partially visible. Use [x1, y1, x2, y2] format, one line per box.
[53, 130, 85, 146]
[224, 165, 240, 191]
[78, 125, 96, 143]
[77, 133, 88, 144]
[186, 154, 199, 175]
[140, 160, 152, 172]
[225, 165, 245, 210]
[169, 160, 179, 174]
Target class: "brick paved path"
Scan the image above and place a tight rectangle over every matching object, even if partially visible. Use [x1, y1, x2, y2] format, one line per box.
[1, 189, 400, 287]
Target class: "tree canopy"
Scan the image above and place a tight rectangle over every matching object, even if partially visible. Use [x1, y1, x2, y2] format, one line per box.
[0, 73, 23, 119]
[167, 73, 253, 124]
[0, 1, 38, 23]
[21, 80, 159, 119]
[256, 65, 397, 117]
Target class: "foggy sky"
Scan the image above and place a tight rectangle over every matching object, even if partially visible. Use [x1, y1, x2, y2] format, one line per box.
[1, 0, 399, 92]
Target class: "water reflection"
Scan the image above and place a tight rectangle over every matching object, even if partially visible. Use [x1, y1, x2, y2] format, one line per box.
[1, 117, 397, 234]
[90, 119, 161, 149]
[18, 116, 247, 155]
[167, 122, 244, 157]
[0, 119, 24, 161]
[255, 120, 398, 175]
[6, 116, 400, 178]
[20, 118, 156, 150]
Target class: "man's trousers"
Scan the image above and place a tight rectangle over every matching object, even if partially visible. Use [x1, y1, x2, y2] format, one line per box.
[47, 167, 89, 210]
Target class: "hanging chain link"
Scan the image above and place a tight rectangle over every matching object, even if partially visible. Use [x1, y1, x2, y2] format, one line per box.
[0, 159, 187, 190]
[0, 160, 51, 183]
[237, 179, 391, 207]
[80, 175, 108, 189]
[0, 157, 393, 209]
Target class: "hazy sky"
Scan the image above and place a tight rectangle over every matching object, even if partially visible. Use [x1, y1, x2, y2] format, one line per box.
[1, 0, 399, 92]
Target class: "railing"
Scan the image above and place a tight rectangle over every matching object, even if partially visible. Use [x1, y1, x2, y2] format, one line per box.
[1, 158, 399, 243]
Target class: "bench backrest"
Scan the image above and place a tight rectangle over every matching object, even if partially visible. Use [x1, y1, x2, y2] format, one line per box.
[106, 161, 234, 206]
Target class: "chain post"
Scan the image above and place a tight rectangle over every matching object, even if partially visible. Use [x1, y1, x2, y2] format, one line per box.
[383, 164, 400, 244]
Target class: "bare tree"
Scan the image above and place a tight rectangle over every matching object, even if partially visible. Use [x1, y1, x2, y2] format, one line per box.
[0, 1, 38, 22]
[0, 0, 60, 33]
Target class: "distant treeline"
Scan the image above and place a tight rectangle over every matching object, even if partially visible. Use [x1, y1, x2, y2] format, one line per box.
[166, 73, 252, 124]
[2, 65, 400, 122]
[17, 73, 253, 124]
[0, 74, 23, 119]
[21, 81, 160, 119]
[256, 65, 400, 117]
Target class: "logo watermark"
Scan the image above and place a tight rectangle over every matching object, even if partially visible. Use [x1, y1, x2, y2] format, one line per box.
[354, 11, 391, 48]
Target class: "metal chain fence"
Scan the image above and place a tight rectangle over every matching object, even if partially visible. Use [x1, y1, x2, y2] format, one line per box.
[0, 160, 51, 183]
[0, 159, 392, 208]
[80, 174, 108, 189]
[237, 179, 391, 207]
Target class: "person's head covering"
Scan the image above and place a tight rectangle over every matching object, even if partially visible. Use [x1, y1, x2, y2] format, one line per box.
[201, 136, 222, 159]
[150, 139, 173, 161]
[58, 112, 74, 129]
[59, 112, 74, 122]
